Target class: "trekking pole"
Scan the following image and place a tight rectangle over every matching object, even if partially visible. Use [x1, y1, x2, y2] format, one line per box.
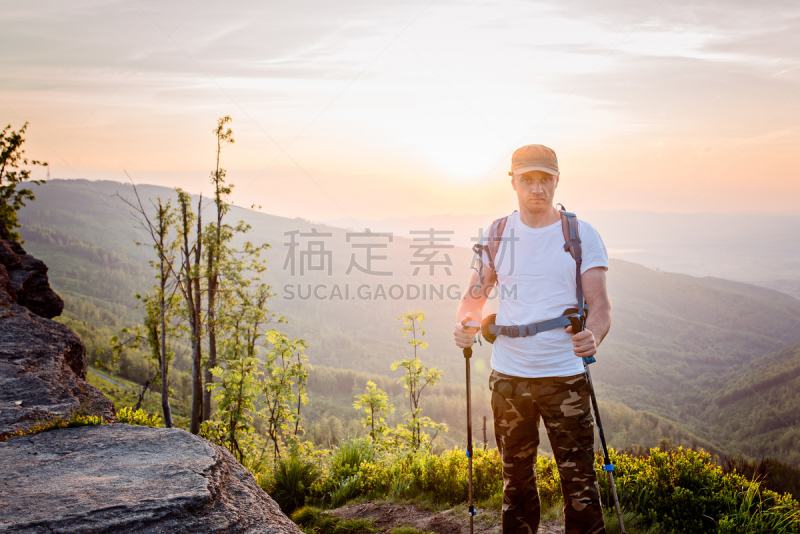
[569, 317, 626, 534]
[462, 319, 480, 534]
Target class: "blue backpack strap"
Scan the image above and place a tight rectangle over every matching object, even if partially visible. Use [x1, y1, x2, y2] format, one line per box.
[559, 205, 583, 312]
[559, 205, 593, 363]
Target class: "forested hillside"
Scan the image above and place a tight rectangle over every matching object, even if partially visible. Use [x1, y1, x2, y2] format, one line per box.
[19, 179, 800, 466]
[705, 343, 800, 466]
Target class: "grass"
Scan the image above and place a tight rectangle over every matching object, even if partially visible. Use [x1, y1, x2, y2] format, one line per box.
[291, 506, 375, 534]
[270, 455, 320, 515]
[603, 509, 667, 534]
[330, 438, 377, 478]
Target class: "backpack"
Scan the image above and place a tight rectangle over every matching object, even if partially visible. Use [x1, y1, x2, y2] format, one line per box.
[471, 205, 590, 361]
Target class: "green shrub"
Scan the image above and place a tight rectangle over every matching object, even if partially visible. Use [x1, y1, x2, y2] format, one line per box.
[270, 455, 319, 515]
[117, 407, 162, 427]
[599, 447, 800, 534]
[383, 447, 505, 504]
[328, 475, 361, 509]
[310, 438, 378, 508]
[0, 412, 107, 442]
[269, 443, 800, 534]
[330, 438, 377, 480]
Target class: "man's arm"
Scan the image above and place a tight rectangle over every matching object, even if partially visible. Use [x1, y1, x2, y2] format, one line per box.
[453, 264, 494, 348]
[567, 266, 611, 357]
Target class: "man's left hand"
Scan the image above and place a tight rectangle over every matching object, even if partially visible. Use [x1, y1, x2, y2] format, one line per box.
[565, 325, 597, 358]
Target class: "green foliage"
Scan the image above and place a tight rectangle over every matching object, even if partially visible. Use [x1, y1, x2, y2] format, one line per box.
[0, 122, 47, 241]
[601, 508, 663, 534]
[111, 291, 180, 370]
[117, 407, 162, 427]
[193, 120, 303, 450]
[203, 114, 240, 414]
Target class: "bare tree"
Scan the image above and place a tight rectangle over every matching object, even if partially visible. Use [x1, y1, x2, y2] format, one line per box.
[176, 189, 204, 433]
[203, 115, 234, 421]
[118, 173, 178, 428]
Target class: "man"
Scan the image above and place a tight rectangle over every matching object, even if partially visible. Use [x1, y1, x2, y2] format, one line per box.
[454, 144, 611, 534]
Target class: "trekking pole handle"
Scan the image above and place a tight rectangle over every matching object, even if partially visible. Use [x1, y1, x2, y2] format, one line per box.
[568, 315, 596, 365]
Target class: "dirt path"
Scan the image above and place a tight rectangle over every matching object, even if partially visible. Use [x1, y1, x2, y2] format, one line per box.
[331, 502, 564, 534]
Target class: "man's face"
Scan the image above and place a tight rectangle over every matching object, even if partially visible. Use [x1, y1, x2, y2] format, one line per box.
[511, 170, 559, 213]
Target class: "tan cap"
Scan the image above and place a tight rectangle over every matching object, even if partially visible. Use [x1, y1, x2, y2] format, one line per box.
[509, 144, 559, 176]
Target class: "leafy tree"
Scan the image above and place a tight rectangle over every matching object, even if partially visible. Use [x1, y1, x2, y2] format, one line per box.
[0, 122, 47, 240]
[263, 332, 310, 458]
[390, 311, 447, 451]
[203, 274, 273, 458]
[353, 381, 394, 442]
[205, 352, 261, 463]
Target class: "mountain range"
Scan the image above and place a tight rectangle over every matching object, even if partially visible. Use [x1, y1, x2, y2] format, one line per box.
[18, 179, 800, 465]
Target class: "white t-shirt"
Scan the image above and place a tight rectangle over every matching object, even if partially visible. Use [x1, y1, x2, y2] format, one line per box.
[477, 211, 608, 378]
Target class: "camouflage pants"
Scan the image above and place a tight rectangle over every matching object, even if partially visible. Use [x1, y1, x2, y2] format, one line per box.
[489, 369, 605, 534]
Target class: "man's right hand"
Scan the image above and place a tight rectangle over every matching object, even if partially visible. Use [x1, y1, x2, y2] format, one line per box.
[454, 312, 481, 349]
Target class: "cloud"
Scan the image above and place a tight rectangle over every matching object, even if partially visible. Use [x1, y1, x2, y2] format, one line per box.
[3, 0, 799, 217]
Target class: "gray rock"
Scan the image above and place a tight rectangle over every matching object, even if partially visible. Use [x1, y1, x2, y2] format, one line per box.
[0, 223, 64, 319]
[0, 221, 111, 435]
[0, 424, 302, 533]
[0, 296, 115, 436]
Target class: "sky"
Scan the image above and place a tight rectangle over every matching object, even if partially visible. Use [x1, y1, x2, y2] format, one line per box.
[2, 0, 800, 224]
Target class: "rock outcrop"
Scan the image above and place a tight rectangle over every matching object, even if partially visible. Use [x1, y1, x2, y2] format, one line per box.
[0, 224, 64, 319]
[0, 223, 300, 532]
[0, 224, 113, 436]
[0, 424, 302, 533]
